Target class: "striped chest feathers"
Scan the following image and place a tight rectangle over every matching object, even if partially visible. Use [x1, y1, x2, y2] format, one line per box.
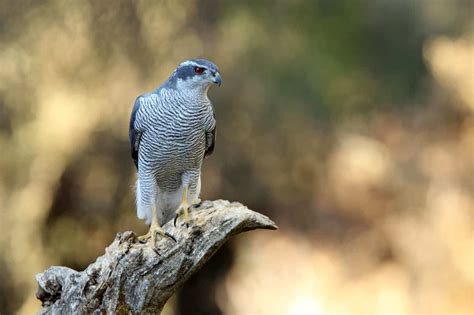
[138, 92, 213, 135]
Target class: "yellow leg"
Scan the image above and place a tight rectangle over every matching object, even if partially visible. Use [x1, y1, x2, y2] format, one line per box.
[174, 185, 191, 227]
[183, 186, 190, 224]
[138, 206, 176, 244]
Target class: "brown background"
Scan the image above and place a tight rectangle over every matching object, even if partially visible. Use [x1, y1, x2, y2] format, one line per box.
[0, 1, 472, 314]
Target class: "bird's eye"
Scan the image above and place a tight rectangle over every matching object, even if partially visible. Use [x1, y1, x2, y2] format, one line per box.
[194, 67, 205, 75]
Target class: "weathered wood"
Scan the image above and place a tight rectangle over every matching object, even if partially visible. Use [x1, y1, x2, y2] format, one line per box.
[36, 200, 277, 314]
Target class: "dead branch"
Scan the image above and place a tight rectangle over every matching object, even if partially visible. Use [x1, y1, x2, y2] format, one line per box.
[36, 200, 277, 314]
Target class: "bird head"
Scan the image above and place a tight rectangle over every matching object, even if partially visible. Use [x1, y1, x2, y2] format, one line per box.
[170, 59, 221, 92]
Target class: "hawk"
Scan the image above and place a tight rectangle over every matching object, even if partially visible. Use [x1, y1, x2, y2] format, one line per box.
[129, 59, 221, 244]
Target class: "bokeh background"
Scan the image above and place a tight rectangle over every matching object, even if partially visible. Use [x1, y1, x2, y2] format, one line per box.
[0, 0, 473, 314]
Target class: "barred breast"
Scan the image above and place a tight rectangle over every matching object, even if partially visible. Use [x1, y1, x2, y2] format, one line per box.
[136, 89, 213, 191]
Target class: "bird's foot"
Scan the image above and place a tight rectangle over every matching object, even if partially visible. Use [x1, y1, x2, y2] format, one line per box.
[138, 224, 176, 245]
[174, 203, 190, 228]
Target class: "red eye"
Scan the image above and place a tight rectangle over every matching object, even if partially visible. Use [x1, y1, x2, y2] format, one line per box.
[194, 67, 205, 74]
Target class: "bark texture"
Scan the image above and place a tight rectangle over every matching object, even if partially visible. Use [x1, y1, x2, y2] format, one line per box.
[35, 200, 277, 314]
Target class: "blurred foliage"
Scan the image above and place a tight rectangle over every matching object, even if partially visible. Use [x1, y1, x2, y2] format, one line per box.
[0, 0, 472, 314]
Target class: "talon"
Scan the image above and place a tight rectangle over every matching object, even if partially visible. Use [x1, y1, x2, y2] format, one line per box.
[165, 232, 177, 243]
[137, 231, 151, 244]
[155, 228, 177, 243]
[138, 238, 149, 244]
[174, 210, 180, 227]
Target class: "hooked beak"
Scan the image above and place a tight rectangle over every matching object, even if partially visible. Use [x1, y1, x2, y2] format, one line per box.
[213, 72, 222, 87]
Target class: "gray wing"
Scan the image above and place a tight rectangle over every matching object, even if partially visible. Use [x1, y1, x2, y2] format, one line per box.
[204, 107, 216, 158]
[129, 97, 143, 169]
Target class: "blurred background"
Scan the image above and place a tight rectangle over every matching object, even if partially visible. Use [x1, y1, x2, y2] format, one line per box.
[0, 0, 472, 314]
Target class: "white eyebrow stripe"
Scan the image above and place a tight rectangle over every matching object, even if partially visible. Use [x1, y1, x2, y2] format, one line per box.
[179, 61, 201, 67]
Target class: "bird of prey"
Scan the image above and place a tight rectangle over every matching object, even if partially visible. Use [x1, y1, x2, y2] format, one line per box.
[129, 59, 221, 245]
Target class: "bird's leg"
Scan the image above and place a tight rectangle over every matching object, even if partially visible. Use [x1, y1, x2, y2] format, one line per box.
[174, 185, 190, 227]
[138, 206, 176, 244]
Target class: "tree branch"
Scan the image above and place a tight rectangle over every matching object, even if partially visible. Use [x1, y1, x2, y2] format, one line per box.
[35, 200, 277, 314]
